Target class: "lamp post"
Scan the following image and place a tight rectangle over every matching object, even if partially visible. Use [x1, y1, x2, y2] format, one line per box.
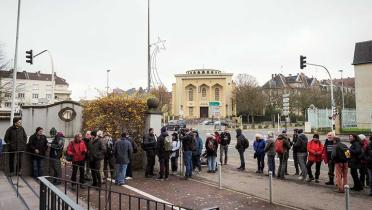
[147, 0, 151, 92]
[106, 69, 110, 95]
[339, 70, 345, 110]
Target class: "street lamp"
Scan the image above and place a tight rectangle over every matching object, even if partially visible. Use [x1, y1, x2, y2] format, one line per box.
[339, 70, 345, 110]
[106, 70, 110, 95]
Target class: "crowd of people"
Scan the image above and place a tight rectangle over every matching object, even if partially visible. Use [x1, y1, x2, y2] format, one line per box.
[2, 117, 372, 196]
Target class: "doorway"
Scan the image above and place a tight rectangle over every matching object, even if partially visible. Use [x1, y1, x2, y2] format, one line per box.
[200, 107, 209, 118]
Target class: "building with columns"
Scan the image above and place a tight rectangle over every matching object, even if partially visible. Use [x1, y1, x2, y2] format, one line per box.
[171, 69, 236, 119]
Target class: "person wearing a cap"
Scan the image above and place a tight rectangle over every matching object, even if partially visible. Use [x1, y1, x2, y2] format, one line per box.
[205, 133, 218, 173]
[28, 127, 48, 178]
[49, 131, 65, 185]
[306, 134, 323, 183]
[359, 134, 369, 188]
[276, 134, 291, 179]
[264, 131, 276, 176]
[4, 117, 27, 176]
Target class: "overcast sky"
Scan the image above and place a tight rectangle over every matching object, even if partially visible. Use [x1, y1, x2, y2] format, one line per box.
[1, 0, 371, 100]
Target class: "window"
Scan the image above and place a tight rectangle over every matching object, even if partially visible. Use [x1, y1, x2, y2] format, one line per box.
[46, 94, 52, 99]
[32, 93, 39, 99]
[18, 103, 24, 107]
[201, 88, 206, 97]
[18, 93, 25, 98]
[189, 107, 193, 116]
[188, 87, 193, 101]
[5, 93, 11, 98]
[5, 102, 11, 107]
[215, 88, 220, 101]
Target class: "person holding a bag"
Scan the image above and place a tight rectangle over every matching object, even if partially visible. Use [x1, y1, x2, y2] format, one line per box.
[142, 128, 157, 178]
[253, 133, 266, 174]
[170, 132, 181, 175]
[156, 127, 171, 180]
[276, 134, 291, 179]
[206, 133, 218, 173]
[67, 133, 87, 188]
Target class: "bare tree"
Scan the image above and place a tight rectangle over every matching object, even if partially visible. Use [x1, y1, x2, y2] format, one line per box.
[150, 85, 171, 113]
[0, 44, 10, 70]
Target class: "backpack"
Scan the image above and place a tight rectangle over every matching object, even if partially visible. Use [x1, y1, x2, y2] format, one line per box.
[275, 139, 284, 154]
[164, 136, 173, 152]
[242, 136, 249, 149]
[207, 139, 215, 151]
[337, 143, 350, 162]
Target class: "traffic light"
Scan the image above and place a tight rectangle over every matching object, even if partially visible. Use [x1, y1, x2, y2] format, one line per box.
[26, 50, 33, 64]
[300, 55, 306, 69]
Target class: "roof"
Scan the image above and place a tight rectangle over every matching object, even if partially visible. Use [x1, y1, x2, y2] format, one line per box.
[0, 70, 69, 85]
[262, 73, 318, 89]
[353, 40, 372, 65]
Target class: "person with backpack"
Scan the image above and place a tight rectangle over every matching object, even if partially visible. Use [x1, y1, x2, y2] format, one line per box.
[156, 126, 172, 180]
[170, 132, 181, 175]
[276, 134, 291, 179]
[114, 132, 133, 186]
[306, 134, 323, 183]
[88, 130, 105, 188]
[205, 133, 218, 173]
[180, 128, 195, 179]
[253, 133, 266, 174]
[294, 129, 308, 181]
[67, 133, 88, 188]
[192, 131, 203, 173]
[264, 131, 276, 176]
[359, 134, 369, 188]
[364, 135, 372, 196]
[323, 132, 336, 185]
[349, 134, 363, 191]
[220, 128, 231, 165]
[142, 128, 157, 178]
[102, 132, 115, 183]
[235, 128, 249, 171]
[49, 131, 65, 185]
[292, 129, 300, 175]
[331, 137, 349, 193]
[28, 127, 48, 178]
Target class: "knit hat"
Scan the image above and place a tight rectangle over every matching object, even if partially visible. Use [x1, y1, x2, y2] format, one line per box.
[359, 134, 366, 140]
[267, 131, 274, 138]
[255, 133, 263, 139]
[298, 129, 304, 134]
[56, 131, 64, 138]
[313, 134, 319, 139]
[36, 127, 43, 133]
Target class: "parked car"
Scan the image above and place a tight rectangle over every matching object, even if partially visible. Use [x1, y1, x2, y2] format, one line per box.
[177, 120, 186, 129]
[166, 120, 178, 131]
[214, 120, 228, 126]
[201, 120, 214, 125]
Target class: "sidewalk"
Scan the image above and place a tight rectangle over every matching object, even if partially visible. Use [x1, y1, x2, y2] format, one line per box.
[194, 164, 372, 210]
[0, 172, 27, 210]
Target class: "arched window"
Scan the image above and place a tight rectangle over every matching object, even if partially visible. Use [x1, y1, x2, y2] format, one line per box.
[215, 88, 220, 101]
[188, 87, 193, 101]
[201, 88, 206, 97]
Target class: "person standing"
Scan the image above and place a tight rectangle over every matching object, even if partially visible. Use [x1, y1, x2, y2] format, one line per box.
[28, 127, 48, 178]
[276, 134, 291, 179]
[125, 133, 138, 180]
[235, 128, 249, 171]
[306, 134, 323, 183]
[49, 132, 65, 185]
[142, 128, 157, 177]
[192, 131, 203, 172]
[264, 131, 276, 176]
[294, 129, 308, 181]
[4, 118, 27, 176]
[88, 130, 104, 188]
[114, 133, 133, 185]
[292, 129, 300, 175]
[67, 133, 87, 188]
[253, 134, 266, 173]
[331, 137, 349, 193]
[83, 131, 92, 181]
[359, 134, 369, 188]
[180, 128, 194, 179]
[170, 133, 181, 175]
[323, 132, 335, 185]
[102, 133, 115, 182]
[156, 127, 171, 180]
[220, 128, 231, 165]
[205, 133, 218, 173]
[349, 134, 363, 191]
[364, 136, 372, 196]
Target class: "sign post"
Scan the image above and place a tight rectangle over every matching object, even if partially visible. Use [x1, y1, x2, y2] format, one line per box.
[282, 94, 290, 129]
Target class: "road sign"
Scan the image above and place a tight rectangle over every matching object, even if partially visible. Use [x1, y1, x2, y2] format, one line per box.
[209, 101, 221, 107]
[282, 94, 290, 116]
[283, 98, 289, 103]
[283, 94, 290, 98]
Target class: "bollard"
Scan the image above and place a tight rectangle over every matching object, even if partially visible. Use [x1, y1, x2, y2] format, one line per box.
[218, 162, 222, 189]
[345, 185, 350, 210]
[269, 171, 273, 204]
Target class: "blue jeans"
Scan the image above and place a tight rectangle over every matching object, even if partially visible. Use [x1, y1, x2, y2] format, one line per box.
[32, 158, 43, 178]
[267, 155, 275, 176]
[207, 156, 217, 171]
[184, 151, 193, 177]
[115, 164, 128, 185]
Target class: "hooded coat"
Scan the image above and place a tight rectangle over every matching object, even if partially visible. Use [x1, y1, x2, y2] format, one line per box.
[307, 139, 323, 162]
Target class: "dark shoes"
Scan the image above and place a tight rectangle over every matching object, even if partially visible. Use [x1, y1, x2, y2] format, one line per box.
[325, 181, 334, 185]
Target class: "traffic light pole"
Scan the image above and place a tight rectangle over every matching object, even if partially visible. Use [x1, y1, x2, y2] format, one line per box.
[10, 0, 21, 125]
[307, 62, 335, 133]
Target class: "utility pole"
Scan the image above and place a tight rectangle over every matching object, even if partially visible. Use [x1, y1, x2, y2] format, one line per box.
[339, 70, 345, 110]
[10, 0, 21, 125]
[147, 0, 151, 92]
[106, 69, 110, 95]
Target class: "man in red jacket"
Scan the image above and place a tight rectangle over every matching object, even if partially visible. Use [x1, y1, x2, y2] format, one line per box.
[306, 134, 324, 183]
[67, 133, 88, 188]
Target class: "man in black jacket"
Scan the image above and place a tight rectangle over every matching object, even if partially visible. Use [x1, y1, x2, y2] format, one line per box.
[156, 127, 171, 180]
[294, 129, 308, 181]
[180, 128, 194, 179]
[220, 128, 231, 165]
[4, 118, 27, 176]
[88, 130, 104, 187]
[235, 128, 248, 170]
[142, 128, 157, 177]
[292, 129, 300, 175]
[28, 127, 48, 178]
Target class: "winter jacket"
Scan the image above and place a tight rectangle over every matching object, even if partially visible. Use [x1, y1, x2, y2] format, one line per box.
[277, 137, 291, 154]
[361, 139, 369, 164]
[331, 141, 349, 164]
[50, 136, 65, 159]
[214, 134, 221, 145]
[171, 140, 181, 158]
[205, 137, 218, 157]
[235, 129, 248, 152]
[220, 132, 231, 146]
[88, 137, 104, 161]
[156, 132, 171, 159]
[193, 133, 203, 156]
[292, 134, 298, 152]
[28, 133, 48, 158]
[142, 134, 157, 152]
[349, 140, 362, 169]
[364, 142, 372, 169]
[307, 139, 323, 162]
[0, 138, 3, 155]
[294, 134, 308, 153]
[4, 125, 27, 151]
[180, 133, 195, 152]
[128, 137, 138, 154]
[114, 138, 133, 165]
[253, 139, 266, 156]
[322, 139, 334, 164]
[67, 140, 87, 162]
[264, 138, 276, 156]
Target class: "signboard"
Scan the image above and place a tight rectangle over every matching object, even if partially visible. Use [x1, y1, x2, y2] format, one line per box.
[209, 101, 221, 107]
[282, 94, 290, 117]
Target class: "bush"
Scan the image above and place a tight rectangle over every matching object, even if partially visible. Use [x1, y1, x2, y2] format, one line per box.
[341, 128, 372, 134]
[264, 125, 269, 129]
[258, 125, 262, 129]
